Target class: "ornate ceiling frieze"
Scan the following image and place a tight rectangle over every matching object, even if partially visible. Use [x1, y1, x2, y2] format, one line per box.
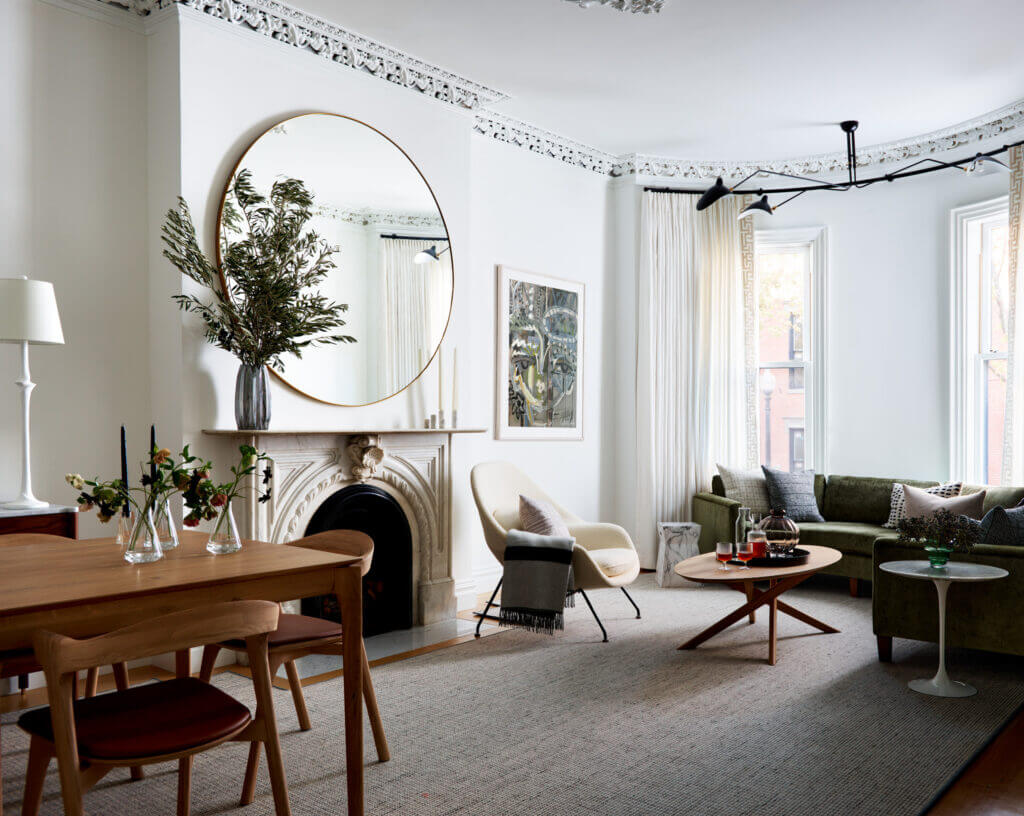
[473, 113, 617, 175]
[313, 206, 444, 231]
[96, 0, 508, 110]
[91, 0, 1024, 179]
[562, 0, 665, 12]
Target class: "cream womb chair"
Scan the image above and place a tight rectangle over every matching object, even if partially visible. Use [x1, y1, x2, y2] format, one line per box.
[470, 461, 641, 642]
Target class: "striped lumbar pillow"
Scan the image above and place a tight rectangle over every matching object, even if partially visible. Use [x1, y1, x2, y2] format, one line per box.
[884, 481, 962, 528]
[519, 495, 571, 537]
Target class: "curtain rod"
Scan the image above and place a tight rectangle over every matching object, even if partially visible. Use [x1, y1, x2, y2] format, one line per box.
[643, 138, 1024, 196]
[379, 233, 449, 242]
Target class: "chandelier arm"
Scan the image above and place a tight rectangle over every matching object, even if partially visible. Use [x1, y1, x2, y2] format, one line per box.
[645, 137, 1024, 197]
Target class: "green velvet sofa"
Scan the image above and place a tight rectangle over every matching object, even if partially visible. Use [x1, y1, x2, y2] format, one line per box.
[693, 473, 1024, 660]
[692, 474, 1024, 588]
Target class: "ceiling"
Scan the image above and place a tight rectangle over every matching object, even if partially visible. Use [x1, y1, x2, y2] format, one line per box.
[292, 0, 1024, 161]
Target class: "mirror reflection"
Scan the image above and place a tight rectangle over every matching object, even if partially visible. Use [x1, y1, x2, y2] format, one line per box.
[219, 113, 452, 406]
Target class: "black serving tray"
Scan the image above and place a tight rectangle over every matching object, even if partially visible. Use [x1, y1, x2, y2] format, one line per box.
[729, 547, 810, 568]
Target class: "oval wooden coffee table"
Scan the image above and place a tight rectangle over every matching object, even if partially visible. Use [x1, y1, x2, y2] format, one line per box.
[674, 545, 843, 665]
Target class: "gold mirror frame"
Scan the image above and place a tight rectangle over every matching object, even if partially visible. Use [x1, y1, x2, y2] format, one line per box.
[215, 112, 454, 408]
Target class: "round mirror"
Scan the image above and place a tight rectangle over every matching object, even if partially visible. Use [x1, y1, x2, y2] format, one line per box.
[217, 113, 453, 406]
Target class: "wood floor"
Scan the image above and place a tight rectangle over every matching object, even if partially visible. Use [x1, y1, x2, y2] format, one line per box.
[926, 702, 1024, 815]
[2, 599, 1021, 815]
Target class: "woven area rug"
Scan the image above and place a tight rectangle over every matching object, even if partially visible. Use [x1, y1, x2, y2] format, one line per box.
[4, 574, 1023, 816]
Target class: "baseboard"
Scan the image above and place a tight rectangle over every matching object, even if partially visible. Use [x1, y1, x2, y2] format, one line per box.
[454, 577, 479, 612]
[472, 565, 502, 594]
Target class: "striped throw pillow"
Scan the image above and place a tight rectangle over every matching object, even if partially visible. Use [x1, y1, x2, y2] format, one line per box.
[884, 481, 962, 528]
[519, 495, 571, 537]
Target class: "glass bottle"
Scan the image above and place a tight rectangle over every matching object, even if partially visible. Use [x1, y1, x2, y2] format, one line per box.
[734, 506, 751, 546]
[124, 504, 163, 564]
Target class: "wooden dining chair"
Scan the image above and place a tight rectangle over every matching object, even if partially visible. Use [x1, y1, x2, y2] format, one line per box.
[18, 600, 291, 816]
[198, 529, 390, 777]
[0, 535, 136, 816]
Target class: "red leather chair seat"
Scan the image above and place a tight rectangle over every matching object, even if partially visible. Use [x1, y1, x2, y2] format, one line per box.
[18, 678, 251, 760]
[224, 614, 344, 650]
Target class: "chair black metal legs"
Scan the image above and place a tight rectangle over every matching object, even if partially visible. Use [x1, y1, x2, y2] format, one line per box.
[622, 587, 641, 619]
[575, 589, 608, 643]
[474, 578, 637, 643]
[474, 578, 503, 638]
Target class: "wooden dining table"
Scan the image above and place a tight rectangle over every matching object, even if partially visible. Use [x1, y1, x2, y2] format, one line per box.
[0, 530, 367, 816]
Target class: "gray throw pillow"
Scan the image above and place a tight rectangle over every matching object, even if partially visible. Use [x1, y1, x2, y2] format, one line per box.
[902, 484, 985, 520]
[761, 466, 824, 522]
[980, 505, 1024, 547]
[716, 463, 771, 515]
[519, 495, 571, 538]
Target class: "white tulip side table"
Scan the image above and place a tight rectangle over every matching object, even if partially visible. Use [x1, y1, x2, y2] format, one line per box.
[879, 560, 1009, 698]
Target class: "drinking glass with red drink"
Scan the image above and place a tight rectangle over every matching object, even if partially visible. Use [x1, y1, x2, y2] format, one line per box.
[736, 540, 754, 570]
[715, 541, 733, 571]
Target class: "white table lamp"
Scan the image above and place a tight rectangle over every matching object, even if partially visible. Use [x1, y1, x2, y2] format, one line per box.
[0, 277, 64, 509]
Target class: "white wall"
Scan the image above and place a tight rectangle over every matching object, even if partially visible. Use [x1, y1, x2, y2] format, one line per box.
[764, 168, 1009, 481]
[0, 0, 151, 538]
[163, 9, 614, 604]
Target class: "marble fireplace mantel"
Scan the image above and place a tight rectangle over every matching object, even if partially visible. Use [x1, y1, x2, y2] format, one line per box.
[203, 428, 484, 624]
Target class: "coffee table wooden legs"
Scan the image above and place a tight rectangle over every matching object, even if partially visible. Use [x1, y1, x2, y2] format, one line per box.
[678, 573, 839, 664]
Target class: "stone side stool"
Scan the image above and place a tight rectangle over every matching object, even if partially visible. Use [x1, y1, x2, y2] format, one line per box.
[656, 522, 701, 587]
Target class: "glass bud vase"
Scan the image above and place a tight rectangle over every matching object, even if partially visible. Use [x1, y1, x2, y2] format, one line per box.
[124, 505, 163, 564]
[154, 499, 180, 551]
[115, 510, 134, 548]
[924, 540, 953, 569]
[207, 498, 242, 555]
[235, 363, 271, 430]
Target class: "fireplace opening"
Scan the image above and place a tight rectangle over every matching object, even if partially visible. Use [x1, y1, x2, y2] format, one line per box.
[300, 484, 414, 638]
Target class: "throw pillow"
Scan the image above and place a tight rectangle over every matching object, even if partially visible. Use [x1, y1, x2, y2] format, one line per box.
[716, 464, 771, 515]
[519, 495, 571, 538]
[980, 505, 1024, 547]
[901, 483, 985, 521]
[761, 466, 825, 522]
[884, 481, 963, 528]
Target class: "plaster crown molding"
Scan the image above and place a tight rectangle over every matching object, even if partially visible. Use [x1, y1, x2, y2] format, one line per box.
[90, 0, 1024, 178]
[314, 206, 444, 231]
[96, 0, 509, 110]
[473, 112, 617, 175]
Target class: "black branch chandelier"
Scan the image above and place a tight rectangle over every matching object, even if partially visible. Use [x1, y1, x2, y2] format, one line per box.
[646, 120, 1020, 218]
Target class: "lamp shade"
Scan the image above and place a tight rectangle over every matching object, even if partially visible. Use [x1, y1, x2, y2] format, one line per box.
[696, 177, 731, 211]
[739, 196, 773, 219]
[414, 245, 440, 265]
[0, 278, 64, 345]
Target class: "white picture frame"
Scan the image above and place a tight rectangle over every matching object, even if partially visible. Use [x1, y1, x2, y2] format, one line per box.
[495, 265, 584, 441]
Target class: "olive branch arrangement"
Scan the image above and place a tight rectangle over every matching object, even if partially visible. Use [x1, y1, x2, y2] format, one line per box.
[161, 168, 357, 369]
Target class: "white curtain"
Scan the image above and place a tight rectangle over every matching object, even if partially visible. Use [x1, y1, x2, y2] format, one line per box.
[1003, 146, 1024, 485]
[634, 192, 753, 567]
[379, 238, 451, 395]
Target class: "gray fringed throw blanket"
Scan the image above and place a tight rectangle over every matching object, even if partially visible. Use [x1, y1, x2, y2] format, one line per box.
[499, 529, 575, 635]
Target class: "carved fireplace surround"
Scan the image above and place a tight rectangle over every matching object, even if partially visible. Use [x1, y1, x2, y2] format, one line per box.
[203, 429, 482, 625]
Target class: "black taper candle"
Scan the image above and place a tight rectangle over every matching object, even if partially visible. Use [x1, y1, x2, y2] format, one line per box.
[120, 425, 129, 516]
[150, 425, 157, 483]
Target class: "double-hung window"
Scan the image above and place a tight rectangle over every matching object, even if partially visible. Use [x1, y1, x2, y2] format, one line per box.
[951, 198, 1009, 485]
[755, 227, 827, 473]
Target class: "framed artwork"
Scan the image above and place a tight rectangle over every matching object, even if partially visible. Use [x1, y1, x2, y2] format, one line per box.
[496, 266, 584, 440]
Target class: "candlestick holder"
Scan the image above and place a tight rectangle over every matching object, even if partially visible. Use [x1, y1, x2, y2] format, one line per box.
[424, 418, 431, 429]
[430, 414, 437, 429]
[452, 409, 458, 429]
[438, 409, 446, 429]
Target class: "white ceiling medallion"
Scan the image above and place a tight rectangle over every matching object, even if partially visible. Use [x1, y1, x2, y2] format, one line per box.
[562, 0, 665, 12]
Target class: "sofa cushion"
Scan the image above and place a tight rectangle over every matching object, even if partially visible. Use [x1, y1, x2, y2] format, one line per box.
[976, 505, 1024, 547]
[716, 464, 770, 514]
[821, 475, 937, 525]
[884, 481, 962, 528]
[712, 473, 826, 508]
[762, 467, 825, 522]
[962, 485, 1024, 515]
[588, 547, 637, 578]
[796, 522, 896, 557]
